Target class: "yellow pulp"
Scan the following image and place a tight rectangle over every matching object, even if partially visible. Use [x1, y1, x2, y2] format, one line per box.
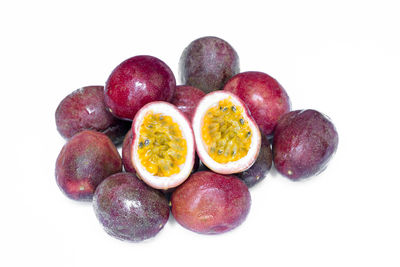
[201, 98, 252, 164]
[138, 112, 187, 177]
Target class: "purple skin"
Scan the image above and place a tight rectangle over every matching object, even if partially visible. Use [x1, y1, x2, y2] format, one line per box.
[171, 85, 205, 122]
[121, 129, 135, 173]
[105, 55, 176, 120]
[237, 135, 272, 187]
[273, 110, 339, 180]
[55, 130, 122, 201]
[179, 36, 240, 93]
[224, 71, 291, 136]
[55, 86, 130, 145]
[171, 171, 251, 235]
[93, 172, 170, 242]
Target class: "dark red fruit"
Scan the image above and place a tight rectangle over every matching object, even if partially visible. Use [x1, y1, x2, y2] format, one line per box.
[224, 71, 291, 135]
[55, 85, 130, 145]
[171, 85, 205, 122]
[105, 55, 176, 120]
[55, 130, 122, 201]
[179, 36, 239, 93]
[273, 110, 339, 180]
[171, 171, 251, 234]
[121, 129, 135, 173]
[93, 172, 169, 242]
[237, 135, 272, 187]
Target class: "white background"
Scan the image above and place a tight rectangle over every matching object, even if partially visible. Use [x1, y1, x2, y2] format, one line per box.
[1, 0, 399, 266]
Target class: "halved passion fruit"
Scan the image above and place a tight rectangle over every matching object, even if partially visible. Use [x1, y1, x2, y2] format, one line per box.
[130, 101, 195, 189]
[192, 91, 261, 174]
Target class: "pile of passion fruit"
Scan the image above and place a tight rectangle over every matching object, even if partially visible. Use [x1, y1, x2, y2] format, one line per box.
[55, 36, 339, 241]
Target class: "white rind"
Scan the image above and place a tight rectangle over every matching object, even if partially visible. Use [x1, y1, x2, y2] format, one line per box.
[192, 91, 261, 174]
[131, 102, 195, 190]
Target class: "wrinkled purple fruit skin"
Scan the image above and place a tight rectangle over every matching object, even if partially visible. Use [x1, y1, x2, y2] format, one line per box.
[105, 55, 176, 120]
[179, 36, 240, 93]
[237, 135, 272, 187]
[55, 130, 122, 201]
[93, 172, 170, 242]
[273, 110, 339, 180]
[55, 86, 130, 145]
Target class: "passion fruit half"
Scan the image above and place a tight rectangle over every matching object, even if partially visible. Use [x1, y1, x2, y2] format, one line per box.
[192, 91, 261, 174]
[130, 101, 195, 190]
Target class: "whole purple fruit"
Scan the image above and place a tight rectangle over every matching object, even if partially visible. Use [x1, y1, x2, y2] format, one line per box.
[105, 55, 176, 120]
[55, 85, 130, 145]
[121, 129, 135, 173]
[171, 85, 205, 122]
[55, 130, 122, 201]
[93, 172, 169, 242]
[171, 171, 251, 235]
[273, 110, 339, 180]
[224, 71, 291, 136]
[237, 135, 272, 187]
[179, 36, 239, 93]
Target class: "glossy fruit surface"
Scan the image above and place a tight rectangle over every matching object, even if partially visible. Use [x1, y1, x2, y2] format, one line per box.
[171, 171, 251, 234]
[171, 85, 205, 122]
[192, 91, 261, 174]
[55, 130, 122, 200]
[224, 71, 290, 135]
[273, 110, 339, 180]
[105, 55, 176, 120]
[179, 36, 239, 93]
[93, 172, 169, 242]
[131, 102, 195, 190]
[55, 85, 130, 145]
[237, 135, 272, 187]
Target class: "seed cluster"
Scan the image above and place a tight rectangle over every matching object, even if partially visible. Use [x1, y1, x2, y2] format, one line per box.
[201, 98, 252, 163]
[138, 113, 187, 177]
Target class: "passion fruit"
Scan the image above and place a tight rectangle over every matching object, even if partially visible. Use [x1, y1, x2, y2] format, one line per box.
[55, 130, 122, 201]
[171, 85, 205, 122]
[104, 55, 176, 120]
[273, 109, 339, 180]
[121, 129, 135, 173]
[130, 101, 195, 190]
[55, 85, 130, 145]
[171, 171, 251, 234]
[192, 91, 261, 174]
[179, 36, 240, 93]
[223, 71, 291, 135]
[93, 172, 169, 242]
[237, 134, 272, 187]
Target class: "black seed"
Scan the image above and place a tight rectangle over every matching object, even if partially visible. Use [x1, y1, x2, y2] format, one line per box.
[139, 142, 144, 149]
[148, 124, 153, 128]
[240, 119, 244, 125]
[218, 150, 223, 155]
[159, 116, 164, 120]
[232, 150, 236, 156]
[223, 107, 228, 112]
[219, 106, 222, 110]
[247, 131, 251, 137]
[144, 139, 150, 146]
[231, 106, 236, 112]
